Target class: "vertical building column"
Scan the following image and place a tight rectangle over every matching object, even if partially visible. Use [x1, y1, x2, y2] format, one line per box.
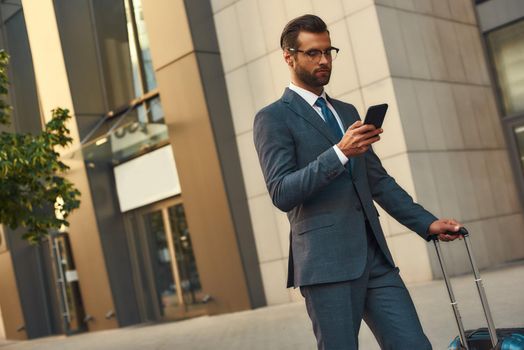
[370, 0, 524, 278]
[341, 3, 435, 283]
[21, 0, 117, 331]
[0, 14, 27, 339]
[141, 0, 255, 313]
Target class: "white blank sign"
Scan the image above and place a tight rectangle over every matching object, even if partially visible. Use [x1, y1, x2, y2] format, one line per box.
[114, 146, 181, 212]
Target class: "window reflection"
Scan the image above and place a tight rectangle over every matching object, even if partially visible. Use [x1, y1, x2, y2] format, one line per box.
[92, 0, 135, 110]
[80, 0, 166, 164]
[168, 204, 202, 306]
[514, 125, 524, 173]
[124, 0, 157, 97]
[144, 210, 180, 317]
[83, 96, 168, 164]
[487, 20, 524, 116]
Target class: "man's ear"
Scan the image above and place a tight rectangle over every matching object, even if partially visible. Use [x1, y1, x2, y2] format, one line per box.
[283, 50, 294, 67]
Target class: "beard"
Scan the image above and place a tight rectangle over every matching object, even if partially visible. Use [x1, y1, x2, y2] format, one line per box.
[294, 64, 331, 88]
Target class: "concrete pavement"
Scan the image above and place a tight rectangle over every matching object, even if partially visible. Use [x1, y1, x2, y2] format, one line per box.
[1, 262, 523, 350]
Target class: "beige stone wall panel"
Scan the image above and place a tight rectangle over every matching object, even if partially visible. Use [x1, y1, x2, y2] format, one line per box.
[0, 252, 26, 340]
[213, 0, 524, 301]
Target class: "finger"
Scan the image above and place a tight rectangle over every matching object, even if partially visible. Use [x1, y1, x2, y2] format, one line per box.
[437, 234, 448, 241]
[442, 222, 461, 233]
[446, 233, 460, 240]
[360, 136, 380, 146]
[363, 129, 383, 138]
[449, 218, 462, 227]
[353, 130, 381, 144]
[353, 124, 376, 134]
[439, 234, 453, 242]
[444, 218, 462, 227]
[349, 120, 363, 130]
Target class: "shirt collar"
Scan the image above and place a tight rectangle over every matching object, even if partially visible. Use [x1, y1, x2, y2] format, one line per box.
[288, 82, 327, 107]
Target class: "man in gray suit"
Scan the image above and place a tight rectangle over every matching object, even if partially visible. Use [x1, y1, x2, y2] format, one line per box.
[253, 15, 462, 349]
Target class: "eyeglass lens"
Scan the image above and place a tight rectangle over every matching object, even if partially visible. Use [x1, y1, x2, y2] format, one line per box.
[306, 48, 338, 61]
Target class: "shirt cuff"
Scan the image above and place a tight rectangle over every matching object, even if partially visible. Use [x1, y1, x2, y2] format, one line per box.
[332, 145, 349, 165]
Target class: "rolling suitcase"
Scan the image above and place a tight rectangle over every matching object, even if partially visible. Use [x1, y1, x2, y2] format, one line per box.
[432, 228, 524, 350]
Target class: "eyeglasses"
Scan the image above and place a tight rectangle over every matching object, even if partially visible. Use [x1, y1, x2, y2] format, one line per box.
[288, 47, 340, 62]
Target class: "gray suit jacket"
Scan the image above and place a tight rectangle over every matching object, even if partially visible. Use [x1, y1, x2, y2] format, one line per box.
[253, 88, 437, 288]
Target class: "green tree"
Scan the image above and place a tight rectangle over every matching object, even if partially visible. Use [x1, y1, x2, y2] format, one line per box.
[0, 50, 80, 244]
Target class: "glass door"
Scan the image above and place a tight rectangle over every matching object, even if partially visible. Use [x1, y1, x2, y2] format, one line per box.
[49, 232, 87, 334]
[168, 204, 203, 308]
[142, 209, 183, 319]
[126, 197, 205, 322]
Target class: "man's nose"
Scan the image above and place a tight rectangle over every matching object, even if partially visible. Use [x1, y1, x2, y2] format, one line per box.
[319, 52, 330, 65]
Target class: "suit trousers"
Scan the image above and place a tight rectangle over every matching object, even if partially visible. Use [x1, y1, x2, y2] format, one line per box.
[300, 223, 432, 350]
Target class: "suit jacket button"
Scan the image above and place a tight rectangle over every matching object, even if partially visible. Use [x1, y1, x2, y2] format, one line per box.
[355, 204, 362, 211]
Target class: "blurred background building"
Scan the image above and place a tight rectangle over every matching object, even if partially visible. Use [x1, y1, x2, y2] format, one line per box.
[0, 0, 522, 341]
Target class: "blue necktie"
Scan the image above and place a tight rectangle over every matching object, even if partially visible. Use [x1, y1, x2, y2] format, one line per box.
[315, 97, 343, 141]
[315, 97, 352, 174]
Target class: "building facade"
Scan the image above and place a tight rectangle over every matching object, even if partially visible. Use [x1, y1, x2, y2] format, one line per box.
[0, 0, 523, 341]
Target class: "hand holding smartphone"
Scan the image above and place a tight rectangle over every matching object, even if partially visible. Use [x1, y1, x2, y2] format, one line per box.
[363, 103, 388, 129]
[337, 103, 387, 157]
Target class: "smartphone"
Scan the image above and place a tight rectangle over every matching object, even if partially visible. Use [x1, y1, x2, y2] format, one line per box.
[363, 103, 388, 129]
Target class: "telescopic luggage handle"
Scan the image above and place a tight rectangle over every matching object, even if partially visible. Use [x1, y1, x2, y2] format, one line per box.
[429, 227, 469, 240]
[432, 227, 499, 350]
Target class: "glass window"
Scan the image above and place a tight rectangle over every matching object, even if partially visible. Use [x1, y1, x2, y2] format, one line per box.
[487, 20, 524, 116]
[80, 0, 167, 164]
[92, 0, 135, 111]
[82, 97, 169, 164]
[168, 204, 202, 307]
[132, 0, 157, 92]
[124, 0, 157, 97]
[514, 125, 524, 173]
[143, 210, 181, 317]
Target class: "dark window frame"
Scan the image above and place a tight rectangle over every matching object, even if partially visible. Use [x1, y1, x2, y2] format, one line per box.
[482, 17, 524, 208]
[484, 17, 524, 119]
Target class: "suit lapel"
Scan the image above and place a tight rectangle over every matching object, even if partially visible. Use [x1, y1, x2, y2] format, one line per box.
[282, 88, 362, 179]
[327, 96, 359, 131]
[282, 88, 339, 145]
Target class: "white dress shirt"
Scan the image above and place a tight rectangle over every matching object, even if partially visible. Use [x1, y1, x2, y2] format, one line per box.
[288, 82, 349, 165]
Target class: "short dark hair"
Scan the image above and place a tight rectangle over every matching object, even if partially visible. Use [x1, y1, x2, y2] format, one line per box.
[280, 14, 329, 50]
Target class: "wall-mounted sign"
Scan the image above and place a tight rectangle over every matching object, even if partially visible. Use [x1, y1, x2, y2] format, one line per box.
[114, 145, 182, 212]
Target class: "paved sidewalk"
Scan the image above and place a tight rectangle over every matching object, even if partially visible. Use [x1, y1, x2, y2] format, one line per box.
[1, 262, 523, 350]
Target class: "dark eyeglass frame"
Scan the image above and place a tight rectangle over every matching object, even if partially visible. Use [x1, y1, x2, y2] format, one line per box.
[287, 47, 340, 61]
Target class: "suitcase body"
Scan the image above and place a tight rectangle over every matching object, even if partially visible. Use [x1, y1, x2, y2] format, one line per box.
[432, 228, 524, 350]
[448, 328, 524, 349]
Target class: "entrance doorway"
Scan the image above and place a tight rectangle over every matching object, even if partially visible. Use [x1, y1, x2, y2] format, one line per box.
[49, 232, 87, 334]
[124, 196, 206, 322]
